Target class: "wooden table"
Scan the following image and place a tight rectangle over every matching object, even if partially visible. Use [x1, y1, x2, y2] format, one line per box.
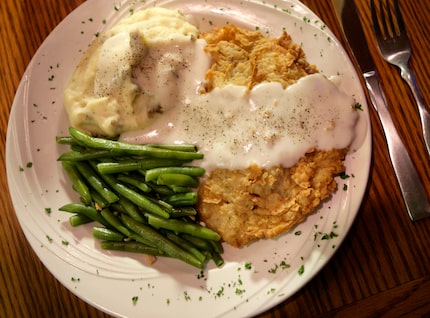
[1, 1, 429, 317]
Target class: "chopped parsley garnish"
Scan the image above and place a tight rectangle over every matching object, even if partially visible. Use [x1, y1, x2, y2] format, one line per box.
[280, 261, 290, 269]
[267, 288, 276, 295]
[235, 288, 246, 295]
[268, 264, 278, 274]
[298, 265, 305, 275]
[183, 291, 191, 301]
[215, 287, 224, 298]
[321, 232, 339, 240]
[339, 172, 350, 179]
[132, 296, 138, 304]
[197, 270, 205, 279]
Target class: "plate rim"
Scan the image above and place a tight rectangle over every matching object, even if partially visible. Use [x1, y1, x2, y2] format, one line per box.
[5, 0, 372, 317]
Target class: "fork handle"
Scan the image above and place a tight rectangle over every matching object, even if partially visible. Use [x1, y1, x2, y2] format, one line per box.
[398, 64, 430, 155]
[364, 70, 430, 221]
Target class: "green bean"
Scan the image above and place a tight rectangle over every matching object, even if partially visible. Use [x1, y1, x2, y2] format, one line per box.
[93, 227, 125, 242]
[74, 162, 119, 204]
[109, 203, 127, 214]
[163, 192, 198, 207]
[136, 158, 192, 169]
[100, 241, 164, 256]
[99, 208, 155, 247]
[165, 232, 207, 263]
[97, 159, 191, 174]
[145, 166, 205, 182]
[69, 214, 93, 227]
[56, 136, 77, 145]
[61, 161, 91, 204]
[170, 207, 197, 218]
[96, 161, 142, 174]
[146, 213, 221, 241]
[57, 128, 222, 269]
[146, 144, 197, 152]
[100, 208, 132, 237]
[59, 203, 109, 227]
[117, 175, 152, 193]
[210, 252, 225, 267]
[167, 185, 190, 193]
[69, 127, 203, 160]
[70, 144, 87, 152]
[97, 171, 170, 219]
[209, 239, 224, 254]
[116, 196, 146, 223]
[58, 149, 116, 161]
[147, 183, 175, 196]
[157, 174, 199, 188]
[90, 190, 109, 209]
[120, 214, 204, 268]
[180, 233, 215, 251]
[146, 197, 173, 213]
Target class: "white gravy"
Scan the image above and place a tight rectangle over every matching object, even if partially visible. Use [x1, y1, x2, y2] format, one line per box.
[121, 70, 359, 171]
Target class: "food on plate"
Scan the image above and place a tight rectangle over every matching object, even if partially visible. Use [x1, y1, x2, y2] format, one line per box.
[194, 25, 353, 246]
[198, 149, 347, 247]
[58, 128, 222, 269]
[200, 24, 318, 92]
[64, 7, 205, 137]
[62, 7, 361, 255]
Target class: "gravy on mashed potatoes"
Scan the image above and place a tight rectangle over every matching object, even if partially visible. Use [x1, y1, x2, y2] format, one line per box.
[64, 7, 208, 137]
[64, 7, 362, 247]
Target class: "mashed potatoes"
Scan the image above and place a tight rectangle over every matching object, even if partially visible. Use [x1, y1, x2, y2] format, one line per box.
[64, 8, 203, 137]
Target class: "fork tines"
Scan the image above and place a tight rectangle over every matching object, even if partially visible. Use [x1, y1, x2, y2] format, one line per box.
[371, 0, 405, 40]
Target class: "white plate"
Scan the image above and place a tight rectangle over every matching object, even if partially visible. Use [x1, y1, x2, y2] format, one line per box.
[6, 0, 371, 317]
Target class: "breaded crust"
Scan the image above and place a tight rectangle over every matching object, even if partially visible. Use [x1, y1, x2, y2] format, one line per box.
[200, 24, 318, 92]
[197, 149, 347, 247]
[197, 25, 348, 247]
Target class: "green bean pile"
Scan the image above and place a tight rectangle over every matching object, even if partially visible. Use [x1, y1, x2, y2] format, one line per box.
[57, 127, 223, 269]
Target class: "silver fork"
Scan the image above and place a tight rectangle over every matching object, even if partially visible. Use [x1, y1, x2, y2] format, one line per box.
[371, 0, 430, 155]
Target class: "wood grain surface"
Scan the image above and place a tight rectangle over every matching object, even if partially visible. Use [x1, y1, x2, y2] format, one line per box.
[1, 1, 429, 317]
